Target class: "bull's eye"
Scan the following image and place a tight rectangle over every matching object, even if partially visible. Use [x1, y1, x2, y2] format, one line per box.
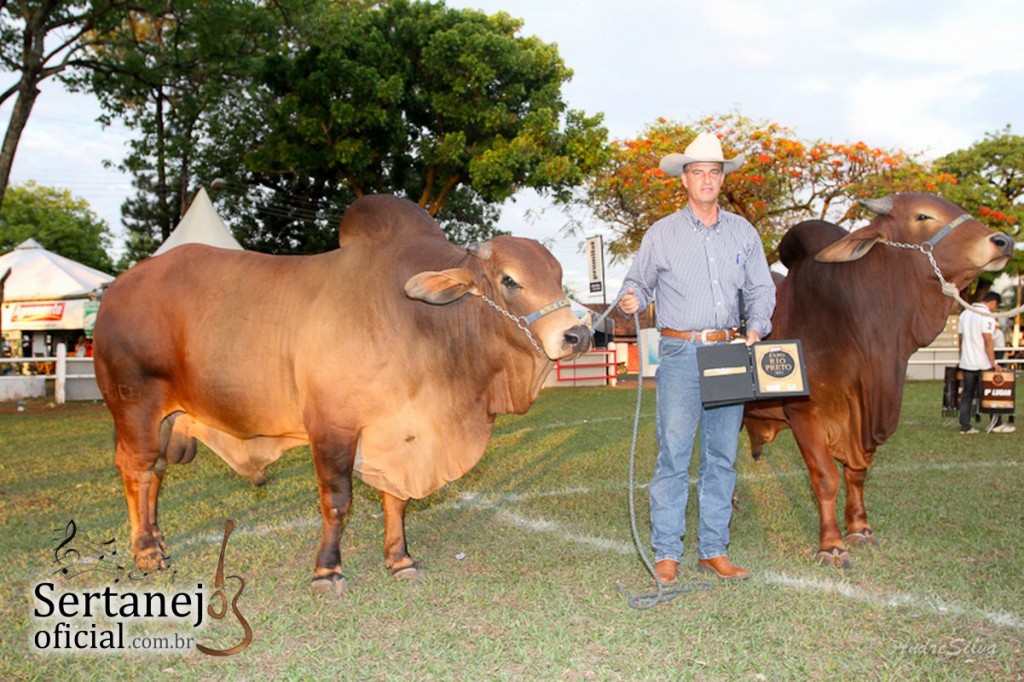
[916, 214, 932, 222]
[501, 274, 522, 290]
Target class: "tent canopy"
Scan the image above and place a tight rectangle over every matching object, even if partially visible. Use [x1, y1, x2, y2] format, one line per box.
[154, 187, 242, 256]
[0, 238, 112, 302]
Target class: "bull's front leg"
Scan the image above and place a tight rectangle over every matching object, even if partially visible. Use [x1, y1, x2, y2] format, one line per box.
[790, 419, 850, 569]
[309, 426, 357, 594]
[382, 492, 420, 579]
[842, 464, 879, 547]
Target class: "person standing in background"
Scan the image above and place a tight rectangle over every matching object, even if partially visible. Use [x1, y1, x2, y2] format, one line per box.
[958, 291, 1001, 434]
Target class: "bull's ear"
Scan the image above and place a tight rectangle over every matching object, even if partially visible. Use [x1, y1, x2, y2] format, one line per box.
[405, 268, 480, 304]
[814, 230, 886, 263]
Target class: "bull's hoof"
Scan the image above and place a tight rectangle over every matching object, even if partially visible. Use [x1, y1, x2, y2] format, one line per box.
[133, 550, 168, 573]
[846, 529, 879, 547]
[390, 563, 422, 581]
[815, 548, 851, 569]
[311, 573, 348, 595]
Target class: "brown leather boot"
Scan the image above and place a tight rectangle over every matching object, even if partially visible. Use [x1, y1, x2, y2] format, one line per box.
[697, 556, 751, 580]
[654, 559, 678, 584]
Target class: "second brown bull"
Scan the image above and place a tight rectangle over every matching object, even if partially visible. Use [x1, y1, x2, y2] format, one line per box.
[744, 193, 1014, 568]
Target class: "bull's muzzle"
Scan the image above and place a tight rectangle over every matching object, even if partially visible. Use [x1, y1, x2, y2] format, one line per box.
[564, 324, 592, 356]
[983, 233, 1016, 272]
[991, 233, 1015, 256]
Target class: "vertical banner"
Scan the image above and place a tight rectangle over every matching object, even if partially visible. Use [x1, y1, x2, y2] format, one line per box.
[84, 301, 100, 338]
[586, 235, 605, 298]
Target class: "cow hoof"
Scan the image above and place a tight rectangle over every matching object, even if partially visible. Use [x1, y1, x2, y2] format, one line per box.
[815, 548, 851, 569]
[134, 550, 168, 573]
[311, 573, 348, 595]
[391, 564, 422, 581]
[846, 529, 879, 547]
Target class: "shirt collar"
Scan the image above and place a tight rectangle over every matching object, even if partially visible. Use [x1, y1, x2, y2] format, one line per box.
[683, 204, 722, 234]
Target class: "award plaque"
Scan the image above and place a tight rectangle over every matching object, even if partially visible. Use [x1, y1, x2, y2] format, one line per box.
[697, 340, 809, 407]
[752, 342, 808, 398]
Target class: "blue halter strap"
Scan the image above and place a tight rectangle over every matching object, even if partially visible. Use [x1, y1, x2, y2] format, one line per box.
[522, 298, 571, 325]
[923, 213, 971, 250]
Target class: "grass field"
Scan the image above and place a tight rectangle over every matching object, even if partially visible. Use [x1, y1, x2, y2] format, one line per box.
[0, 382, 1021, 681]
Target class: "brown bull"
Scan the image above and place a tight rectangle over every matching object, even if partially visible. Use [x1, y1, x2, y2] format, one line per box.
[743, 193, 1013, 568]
[93, 194, 590, 592]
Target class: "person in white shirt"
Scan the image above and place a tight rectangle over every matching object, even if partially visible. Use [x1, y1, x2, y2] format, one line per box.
[957, 291, 1001, 434]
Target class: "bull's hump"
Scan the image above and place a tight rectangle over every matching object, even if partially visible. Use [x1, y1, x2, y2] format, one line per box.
[778, 220, 848, 269]
[338, 195, 444, 247]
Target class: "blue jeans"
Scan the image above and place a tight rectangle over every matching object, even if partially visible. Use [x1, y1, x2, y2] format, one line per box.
[651, 337, 744, 562]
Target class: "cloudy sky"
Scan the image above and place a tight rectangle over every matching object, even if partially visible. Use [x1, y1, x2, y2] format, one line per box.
[4, 0, 1023, 300]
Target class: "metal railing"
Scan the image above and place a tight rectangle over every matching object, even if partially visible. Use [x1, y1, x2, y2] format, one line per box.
[0, 344, 99, 403]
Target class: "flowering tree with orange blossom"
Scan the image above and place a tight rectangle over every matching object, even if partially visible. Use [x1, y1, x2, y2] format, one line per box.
[581, 112, 955, 264]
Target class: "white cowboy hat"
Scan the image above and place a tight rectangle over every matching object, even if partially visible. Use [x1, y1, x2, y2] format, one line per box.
[659, 132, 745, 176]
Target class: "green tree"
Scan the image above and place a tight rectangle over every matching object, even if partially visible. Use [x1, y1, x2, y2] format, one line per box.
[0, 181, 113, 271]
[199, 0, 607, 253]
[0, 0, 135, 211]
[77, 0, 278, 264]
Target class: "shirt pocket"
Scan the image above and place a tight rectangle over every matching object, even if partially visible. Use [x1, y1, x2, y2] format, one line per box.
[724, 249, 748, 290]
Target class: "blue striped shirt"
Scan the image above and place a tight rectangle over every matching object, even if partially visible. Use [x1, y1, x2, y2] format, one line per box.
[619, 205, 776, 336]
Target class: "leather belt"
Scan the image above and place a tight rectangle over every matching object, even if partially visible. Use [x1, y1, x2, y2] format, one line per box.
[661, 328, 741, 343]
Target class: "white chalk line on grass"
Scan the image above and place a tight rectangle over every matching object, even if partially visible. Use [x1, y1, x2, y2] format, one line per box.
[762, 571, 1024, 630]
[479, 501, 1024, 631]
[183, 457, 1020, 544]
[493, 509, 635, 556]
[161, 457, 1024, 632]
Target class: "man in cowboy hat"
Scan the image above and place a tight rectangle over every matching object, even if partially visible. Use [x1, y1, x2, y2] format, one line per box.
[616, 132, 776, 583]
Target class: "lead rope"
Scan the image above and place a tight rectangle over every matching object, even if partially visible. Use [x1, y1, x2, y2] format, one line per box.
[884, 240, 1024, 318]
[593, 296, 713, 609]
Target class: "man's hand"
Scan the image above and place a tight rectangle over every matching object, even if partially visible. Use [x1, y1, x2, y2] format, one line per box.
[619, 288, 640, 315]
[745, 330, 762, 346]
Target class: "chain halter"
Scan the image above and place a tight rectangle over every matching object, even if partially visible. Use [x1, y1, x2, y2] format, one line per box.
[480, 294, 571, 358]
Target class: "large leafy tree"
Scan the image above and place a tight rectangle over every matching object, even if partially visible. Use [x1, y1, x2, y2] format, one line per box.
[85, 0, 606, 258]
[0, 0, 137, 211]
[77, 0, 278, 264]
[0, 181, 113, 271]
[582, 113, 951, 263]
[199, 0, 608, 253]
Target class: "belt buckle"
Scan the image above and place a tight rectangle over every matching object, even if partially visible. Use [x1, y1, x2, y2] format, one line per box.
[699, 329, 714, 343]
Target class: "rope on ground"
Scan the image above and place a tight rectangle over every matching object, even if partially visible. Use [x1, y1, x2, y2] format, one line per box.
[594, 298, 713, 609]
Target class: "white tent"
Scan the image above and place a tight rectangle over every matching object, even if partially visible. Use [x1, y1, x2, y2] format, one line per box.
[0, 238, 113, 331]
[153, 187, 242, 256]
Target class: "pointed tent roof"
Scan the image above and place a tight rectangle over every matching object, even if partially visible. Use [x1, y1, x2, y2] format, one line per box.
[153, 187, 242, 256]
[0, 238, 113, 302]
